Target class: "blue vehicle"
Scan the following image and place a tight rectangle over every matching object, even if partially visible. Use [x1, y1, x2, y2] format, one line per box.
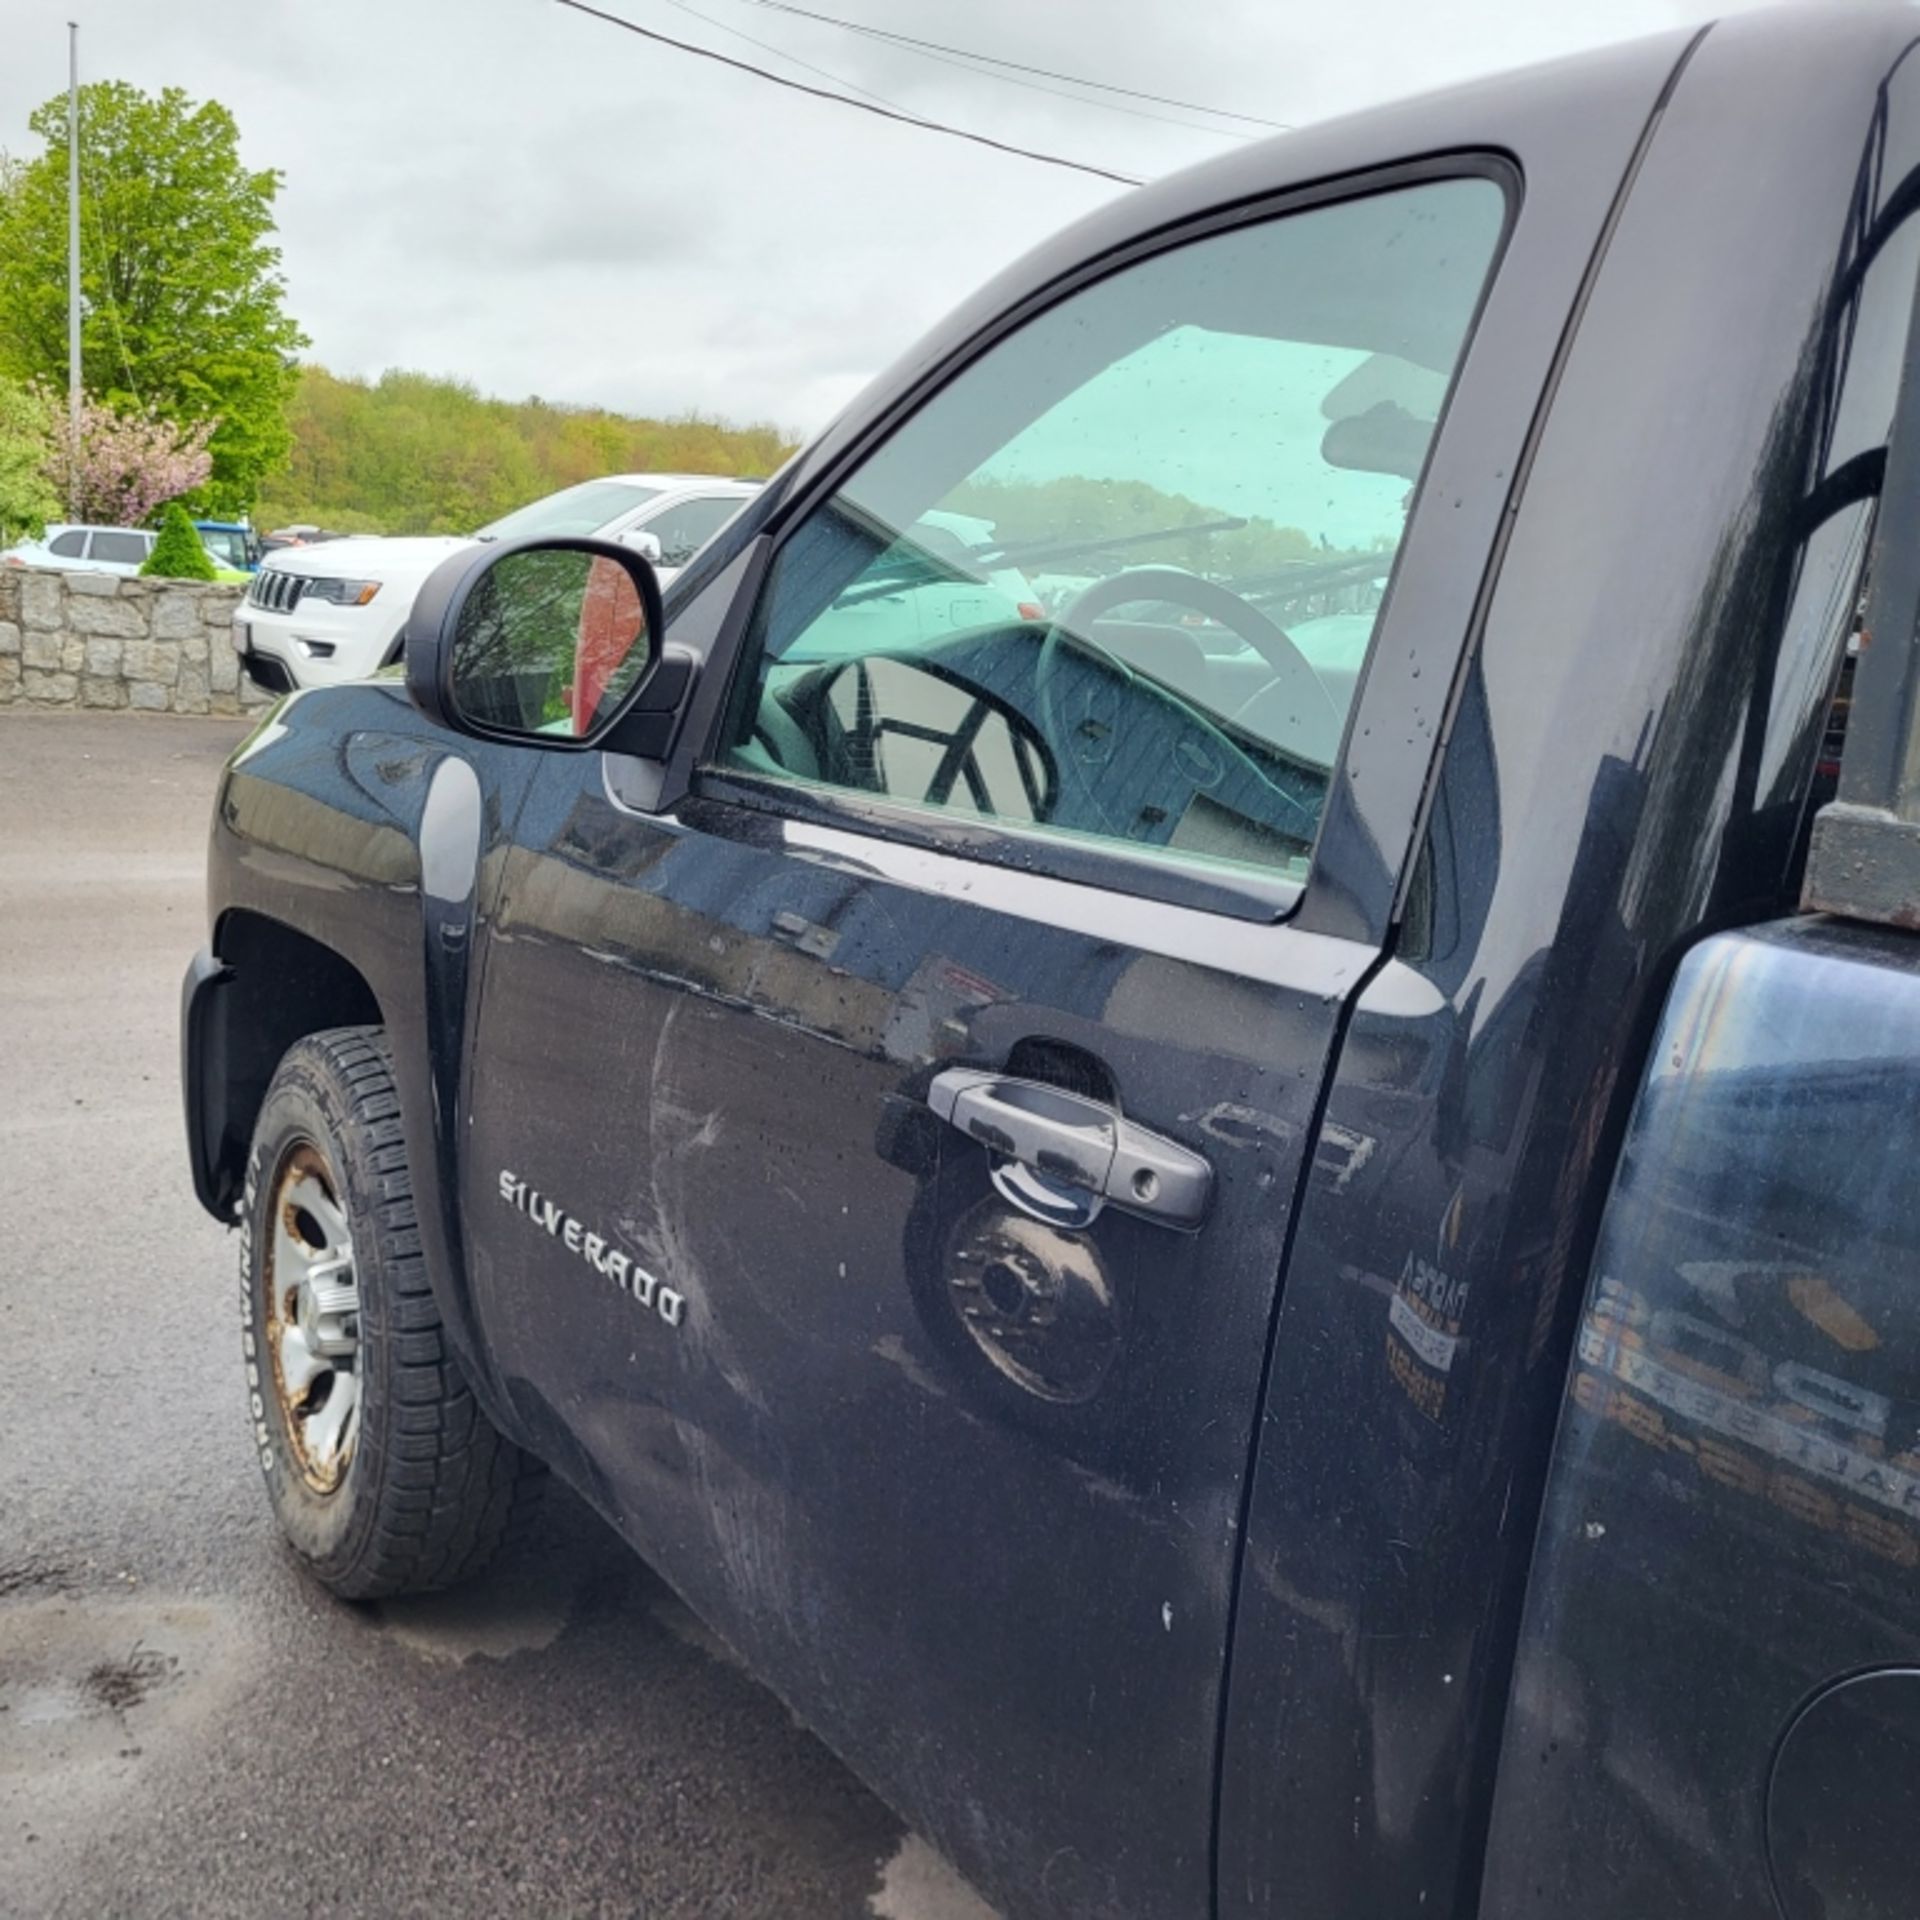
[180, 11, 1920, 1916]
[194, 518, 261, 574]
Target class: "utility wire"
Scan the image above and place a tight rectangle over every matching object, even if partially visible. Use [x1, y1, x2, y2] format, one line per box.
[722, 0, 1245, 141]
[729, 0, 1291, 131]
[553, 0, 1142, 184]
[653, 0, 907, 112]
[734, 6, 1248, 141]
[78, 164, 143, 408]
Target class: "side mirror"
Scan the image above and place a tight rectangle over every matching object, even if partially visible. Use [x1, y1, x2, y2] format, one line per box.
[621, 528, 664, 564]
[405, 536, 691, 755]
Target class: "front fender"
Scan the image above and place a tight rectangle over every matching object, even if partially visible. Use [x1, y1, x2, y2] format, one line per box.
[192, 680, 543, 1424]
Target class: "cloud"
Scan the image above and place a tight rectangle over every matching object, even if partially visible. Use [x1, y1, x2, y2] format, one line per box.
[0, 0, 1775, 438]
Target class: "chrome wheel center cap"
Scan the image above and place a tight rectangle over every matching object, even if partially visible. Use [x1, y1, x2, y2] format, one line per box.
[294, 1262, 359, 1360]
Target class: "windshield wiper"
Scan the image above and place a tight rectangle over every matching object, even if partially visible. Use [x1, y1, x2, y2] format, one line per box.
[1240, 553, 1390, 602]
[977, 516, 1247, 571]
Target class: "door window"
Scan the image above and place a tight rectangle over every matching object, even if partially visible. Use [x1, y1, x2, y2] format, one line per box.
[48, 530, 86, 558]
[90, 531, 149, 566]
[643, 495, 747, 567]
[722, 178, 1505, 886]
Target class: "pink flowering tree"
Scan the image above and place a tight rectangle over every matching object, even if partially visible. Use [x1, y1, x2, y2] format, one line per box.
[39, 393, 216, 526]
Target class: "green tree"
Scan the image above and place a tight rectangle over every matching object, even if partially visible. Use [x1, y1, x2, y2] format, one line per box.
[140, 498, 216, 580]
[259, 366, 796, 534]
[0, 374, 59, 544]
[0, 82, 305, 514]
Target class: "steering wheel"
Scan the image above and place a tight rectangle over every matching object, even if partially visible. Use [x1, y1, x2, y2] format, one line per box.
[760, 656, 1061, 824]
[1033, 569, 1341, 831]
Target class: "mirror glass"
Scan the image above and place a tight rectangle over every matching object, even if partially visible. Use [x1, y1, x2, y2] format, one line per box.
[449, 548, 653, 739]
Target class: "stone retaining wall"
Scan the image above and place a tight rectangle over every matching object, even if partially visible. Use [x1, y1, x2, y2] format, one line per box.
[0, 565, 271, 717]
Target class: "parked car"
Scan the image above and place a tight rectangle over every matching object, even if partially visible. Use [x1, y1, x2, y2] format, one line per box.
[261, 525, 354, 551]
[195, 519, 263, 574]
[180, 11, 1920, 1918]
[3, 522, 162, 576]
[231, 475, 759, 693]
[1, 520, 244, 578]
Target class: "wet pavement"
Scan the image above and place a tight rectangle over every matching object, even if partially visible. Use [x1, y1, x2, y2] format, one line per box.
[0, 710, 995, 1920]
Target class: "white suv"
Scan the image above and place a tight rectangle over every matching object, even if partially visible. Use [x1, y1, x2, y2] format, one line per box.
[2, 523, 164, 576]
[233, 474, 759, 693]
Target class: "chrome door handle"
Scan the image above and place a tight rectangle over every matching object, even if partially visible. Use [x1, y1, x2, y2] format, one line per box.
[926, 1069, 1212, 1228]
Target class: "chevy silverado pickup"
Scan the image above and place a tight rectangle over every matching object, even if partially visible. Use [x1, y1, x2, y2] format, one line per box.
[180, 9, 1920, 1915]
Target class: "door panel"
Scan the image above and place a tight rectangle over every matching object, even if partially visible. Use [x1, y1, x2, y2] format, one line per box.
[459, 162, 1517, 1919]
[467, 776, 1369, 1915]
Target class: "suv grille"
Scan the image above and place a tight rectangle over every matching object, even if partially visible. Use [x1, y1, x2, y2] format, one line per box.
[249, 568, 306, 614]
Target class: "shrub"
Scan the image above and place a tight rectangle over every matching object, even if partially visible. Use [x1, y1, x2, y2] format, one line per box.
[141, 500, 217, 580]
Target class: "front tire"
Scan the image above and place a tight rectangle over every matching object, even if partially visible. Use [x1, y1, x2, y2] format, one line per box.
[240, 1025, 536, 1600]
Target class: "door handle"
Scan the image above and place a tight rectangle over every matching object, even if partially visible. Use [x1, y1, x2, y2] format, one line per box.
[927, 1069, 1212, 1228]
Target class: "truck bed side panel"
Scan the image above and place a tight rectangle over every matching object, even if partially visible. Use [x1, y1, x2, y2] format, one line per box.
[1482, 918, 1920, 1918]
[1221, 9, 1920, 1913]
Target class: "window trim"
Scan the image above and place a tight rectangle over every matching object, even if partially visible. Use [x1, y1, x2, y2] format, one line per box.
[702, 763, 1306, 921]
[688, 155, 1520, 924]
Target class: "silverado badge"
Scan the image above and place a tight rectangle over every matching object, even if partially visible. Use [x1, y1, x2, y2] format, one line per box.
[498, 1171, 685, 1330]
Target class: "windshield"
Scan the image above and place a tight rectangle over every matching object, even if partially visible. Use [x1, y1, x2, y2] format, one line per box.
[475, 480, 663, 543]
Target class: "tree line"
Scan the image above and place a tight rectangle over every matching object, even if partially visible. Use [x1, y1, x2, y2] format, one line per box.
[263, 367, 794, 536]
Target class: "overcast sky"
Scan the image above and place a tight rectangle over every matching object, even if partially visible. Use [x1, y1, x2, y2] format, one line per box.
[0, 0, 1775, 436]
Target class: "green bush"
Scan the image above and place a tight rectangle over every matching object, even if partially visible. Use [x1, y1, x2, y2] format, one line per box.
[141, 499, 217, 580]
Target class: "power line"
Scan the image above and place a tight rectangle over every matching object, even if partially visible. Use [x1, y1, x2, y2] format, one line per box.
[721, 0, 1246, 141]
[552, 0, 1141, 184]
[775, 20, 1246, 140]
[652, 0, 906, 112]
[728, 0, 1291, 132]
[71, 93, 144, 408]
[79, 181, 143, 407]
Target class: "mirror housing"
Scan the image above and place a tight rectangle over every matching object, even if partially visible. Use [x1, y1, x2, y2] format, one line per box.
[404, 535, 689, 756]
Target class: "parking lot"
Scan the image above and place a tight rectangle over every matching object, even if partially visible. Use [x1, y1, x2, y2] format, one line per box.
[0, 710, 992, 1920]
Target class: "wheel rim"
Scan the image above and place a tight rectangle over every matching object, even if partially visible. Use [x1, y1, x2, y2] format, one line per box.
[263, 1142, 362, 1495]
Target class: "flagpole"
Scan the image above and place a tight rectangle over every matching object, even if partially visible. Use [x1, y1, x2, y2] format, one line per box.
[67, 20, 81, 520]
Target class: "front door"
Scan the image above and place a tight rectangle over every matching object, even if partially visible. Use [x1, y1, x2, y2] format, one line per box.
[463, 173, 1508, 1917]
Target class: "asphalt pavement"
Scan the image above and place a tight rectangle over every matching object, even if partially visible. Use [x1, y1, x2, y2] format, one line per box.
[0, 710, 995, 1920]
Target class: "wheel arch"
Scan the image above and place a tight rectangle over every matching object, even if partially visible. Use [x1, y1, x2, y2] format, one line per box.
[184, 909, 384, 1222]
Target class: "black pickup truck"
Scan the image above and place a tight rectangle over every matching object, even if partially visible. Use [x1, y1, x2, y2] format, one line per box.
[181, 9, 1920, 1915]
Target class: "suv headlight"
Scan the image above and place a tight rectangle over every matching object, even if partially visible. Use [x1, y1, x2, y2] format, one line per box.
[302, 578, 382, 606]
